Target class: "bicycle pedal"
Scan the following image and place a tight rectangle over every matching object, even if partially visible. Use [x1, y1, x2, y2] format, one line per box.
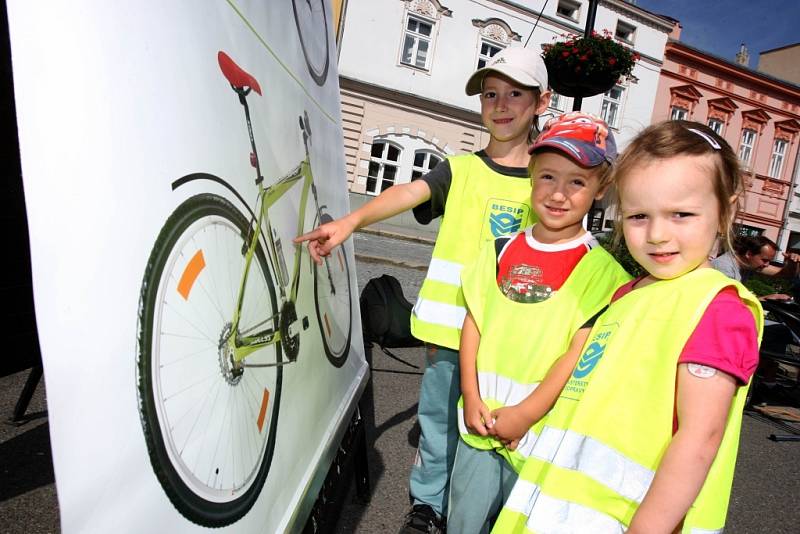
[302, 316, 309, 330]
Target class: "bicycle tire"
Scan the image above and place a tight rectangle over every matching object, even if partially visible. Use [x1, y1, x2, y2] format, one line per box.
[137, 193, 281, 527]
[313, 213, 353, 367]
[291, 0, 330, 86]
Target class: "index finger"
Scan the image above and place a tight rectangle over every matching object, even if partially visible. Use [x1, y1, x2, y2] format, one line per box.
[294, 227, 327, 244]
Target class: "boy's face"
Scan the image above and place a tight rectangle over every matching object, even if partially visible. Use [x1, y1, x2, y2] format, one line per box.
[530, 151, 607, 243]
[479, 74, 549, 144]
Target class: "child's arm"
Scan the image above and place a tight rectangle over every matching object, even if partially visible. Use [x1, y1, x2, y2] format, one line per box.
[625, 364, 736, 534]
[490, 326, 591, 446]
[460, 311, 493, 436]
[294, 179, 431, 263]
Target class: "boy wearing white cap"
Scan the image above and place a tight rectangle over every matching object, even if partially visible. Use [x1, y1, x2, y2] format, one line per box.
[296, 47, 550, 533]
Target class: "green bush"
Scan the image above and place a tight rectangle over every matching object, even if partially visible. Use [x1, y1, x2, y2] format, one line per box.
[744, 272, 793, 297]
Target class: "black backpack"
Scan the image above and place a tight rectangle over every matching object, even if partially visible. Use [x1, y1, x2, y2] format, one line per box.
[360, 274, 424, 349]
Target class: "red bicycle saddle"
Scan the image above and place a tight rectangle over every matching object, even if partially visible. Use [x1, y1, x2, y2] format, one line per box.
[218, 51, 262, 95]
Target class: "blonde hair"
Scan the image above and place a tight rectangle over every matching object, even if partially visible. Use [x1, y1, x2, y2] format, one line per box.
[611, 120, 743, 252]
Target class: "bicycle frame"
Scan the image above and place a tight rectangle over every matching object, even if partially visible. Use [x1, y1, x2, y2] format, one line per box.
[225, 87, 323, 364]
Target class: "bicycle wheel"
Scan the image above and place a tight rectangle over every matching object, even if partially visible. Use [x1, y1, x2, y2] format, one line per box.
[137, 193, 281, 527]
[313, 213, 353, 367]
[292, 0, 330, 86]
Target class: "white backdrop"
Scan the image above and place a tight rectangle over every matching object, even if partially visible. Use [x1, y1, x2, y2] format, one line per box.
[8, 1, 366, 531]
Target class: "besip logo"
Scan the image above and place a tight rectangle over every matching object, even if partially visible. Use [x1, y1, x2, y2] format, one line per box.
[572, 329, 613, 379]
[488, 203, 524, 237]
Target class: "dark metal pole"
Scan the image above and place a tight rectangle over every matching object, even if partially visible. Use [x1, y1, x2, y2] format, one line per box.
[572, 0, 599, 111]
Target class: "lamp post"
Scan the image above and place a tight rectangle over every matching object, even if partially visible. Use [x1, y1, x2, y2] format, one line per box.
[572, 0, 599, 112]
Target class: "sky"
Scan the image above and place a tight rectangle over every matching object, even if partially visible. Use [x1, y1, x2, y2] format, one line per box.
[633, 0, 800, 66]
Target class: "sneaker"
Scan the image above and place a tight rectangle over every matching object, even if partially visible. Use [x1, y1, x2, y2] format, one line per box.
[398, 504, 445, 534]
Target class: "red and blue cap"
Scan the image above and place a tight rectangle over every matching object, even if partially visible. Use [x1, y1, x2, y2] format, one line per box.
[529, 112, 617, 167]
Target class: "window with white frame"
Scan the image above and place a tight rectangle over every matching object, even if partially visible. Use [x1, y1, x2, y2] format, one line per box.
[367, 141, 401, 195]
[769, 138, 788, 178]
[477, 40, 503, 69]
[670, 106, 688, 120]
[615, 21, 636, 44]
[556, 0, 581, 22]
[738, 129, 756, 167]
[601, 85, 624, 128]
[401, 16, 433, 69]
[549, 92, 569, 112]
[707, 118, 724, 135]
[411, 150, 442, 180]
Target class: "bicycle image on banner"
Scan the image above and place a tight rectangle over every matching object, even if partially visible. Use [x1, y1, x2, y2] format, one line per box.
[134, 3, 352, 529]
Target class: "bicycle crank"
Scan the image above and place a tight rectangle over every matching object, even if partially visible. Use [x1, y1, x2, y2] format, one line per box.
[279, 302, 309, 362]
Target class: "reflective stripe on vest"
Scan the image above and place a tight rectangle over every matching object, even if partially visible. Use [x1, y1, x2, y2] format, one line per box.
[531, 426, 654, 504]
[457, 371, 541, 456]
[426, 258, 463, 286]
[504, 479, 626, 533]
[501, 481, 723, 534]
[412, 297, 466, 329]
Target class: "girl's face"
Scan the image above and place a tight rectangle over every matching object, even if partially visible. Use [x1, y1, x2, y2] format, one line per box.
[619, 154, 721, 282]
[479, 74, 548, 144]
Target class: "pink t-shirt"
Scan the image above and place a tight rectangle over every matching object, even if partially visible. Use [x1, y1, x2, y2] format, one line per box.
[612, 280, 759, 385]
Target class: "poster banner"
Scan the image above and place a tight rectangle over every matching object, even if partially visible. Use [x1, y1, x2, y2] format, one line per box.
[7, 1, 367, 531]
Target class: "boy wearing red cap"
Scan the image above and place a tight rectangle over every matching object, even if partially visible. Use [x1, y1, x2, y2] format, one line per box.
[450, 113, 630, 532]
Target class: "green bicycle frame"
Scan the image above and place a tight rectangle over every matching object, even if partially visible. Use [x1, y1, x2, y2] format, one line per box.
[229, 158, 319, 363]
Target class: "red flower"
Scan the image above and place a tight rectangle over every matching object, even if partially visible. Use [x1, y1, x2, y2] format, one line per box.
[572, 47, 579, 53]
[608, 57, 617, 66]
[579, 55, 589, 61]
[562, 51, 570, 57]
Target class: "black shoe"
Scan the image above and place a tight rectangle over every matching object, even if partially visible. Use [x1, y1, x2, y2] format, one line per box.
[398, 504, 445, 534]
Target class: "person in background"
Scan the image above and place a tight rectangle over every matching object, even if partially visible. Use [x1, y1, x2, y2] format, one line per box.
[712, 235, 800, 300]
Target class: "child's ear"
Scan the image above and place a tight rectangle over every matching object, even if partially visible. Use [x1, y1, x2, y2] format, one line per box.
[535, 90, 552, 114]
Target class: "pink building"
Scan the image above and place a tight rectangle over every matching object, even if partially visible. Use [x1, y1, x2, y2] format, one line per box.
[652, 40, 800, 242]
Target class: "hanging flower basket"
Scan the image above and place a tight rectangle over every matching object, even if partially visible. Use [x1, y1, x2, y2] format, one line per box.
[543, 30, 640, 98]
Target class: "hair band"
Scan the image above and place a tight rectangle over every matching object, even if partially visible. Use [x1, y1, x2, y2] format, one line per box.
[686, 128, 721, 150]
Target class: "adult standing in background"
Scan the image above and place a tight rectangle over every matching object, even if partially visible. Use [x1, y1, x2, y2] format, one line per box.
[712, 235, 799, 299]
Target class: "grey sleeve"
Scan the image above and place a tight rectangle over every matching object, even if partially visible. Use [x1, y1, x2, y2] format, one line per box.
[412, 160, 452, 224]
[711, 253, 741, 281]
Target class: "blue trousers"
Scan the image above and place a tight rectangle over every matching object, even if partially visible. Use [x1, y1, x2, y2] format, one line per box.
[409, 345, 461, 517]
[447, 440, 518, 533]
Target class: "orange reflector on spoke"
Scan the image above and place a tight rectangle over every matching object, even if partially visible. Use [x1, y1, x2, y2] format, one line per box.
[177, 250, 206, 300]
[257, 388, 270, 433]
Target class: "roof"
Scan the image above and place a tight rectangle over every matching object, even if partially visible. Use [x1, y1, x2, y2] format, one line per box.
[667, 39, 800, 94]
[760, 42, 800, 55]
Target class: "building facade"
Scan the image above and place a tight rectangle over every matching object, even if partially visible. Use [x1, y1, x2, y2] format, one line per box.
[652, 40, 800, 246]
[758, 43, 800, 87]
[336, 0, 673, 232]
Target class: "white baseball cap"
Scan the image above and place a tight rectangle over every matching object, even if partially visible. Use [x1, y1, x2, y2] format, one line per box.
[465, 47, 548, 96]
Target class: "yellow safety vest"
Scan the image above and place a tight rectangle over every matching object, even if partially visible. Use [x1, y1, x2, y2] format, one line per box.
[494, 268, 763, 534]
[458, 236, 630, 471]
[411, 153, 535, 349]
